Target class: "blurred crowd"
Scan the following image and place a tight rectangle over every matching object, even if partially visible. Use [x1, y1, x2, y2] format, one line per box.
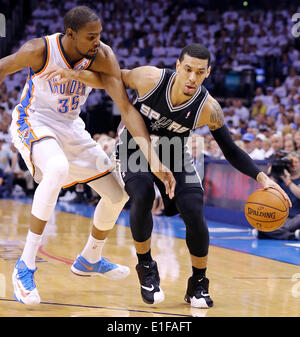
[0, 0, 299, 204]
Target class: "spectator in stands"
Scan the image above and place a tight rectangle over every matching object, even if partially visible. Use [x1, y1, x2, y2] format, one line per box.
[295, 115, 300, 129]
[0, 94, 10, 113]
[282, 125, 295, 139]
[284, 138, 297, 153]
[278, 53, 292, 78]
[10, 144, 35, 196]
[238, 119, 248, 135]
[0, 118, 12, 145]
[263, 138, 274, 158]
[188, 133, 204, 164]
[267, 95, 280, 118]
[251, 98, 267, 117]
[31, 2, 49, 19]
[284, 67, 300, 91]
[265, 115, 276, 132]
[255, 113, 268, 131]
[3, 74, 19, 93]
[8, 89, 19, 109]
[264, 87, 274, 106]
[288, 45, 300, 64]
[232, 99, 249, 121]
[273, 78, 287, 98]
[0, 137, 13, 197]
[295, 130, 300, 151]
[224, 107, 240, 127]
[293, 54, 300, 72]
[275, 105, 290, 131]
[270, 133, 283, 154]
[254, 133, 266, 156]
[207, 139, 222, 159]
[234, 139, 246, 151]
[284, 87, 299, 108]
[254, 87, 266, 104]
[242, 132, 265, 160]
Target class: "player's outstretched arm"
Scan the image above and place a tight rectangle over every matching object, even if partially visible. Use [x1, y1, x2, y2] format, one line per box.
[41, 66, 104, 89]
[0, 38, 45, 83]
[198, 95, 291, 206]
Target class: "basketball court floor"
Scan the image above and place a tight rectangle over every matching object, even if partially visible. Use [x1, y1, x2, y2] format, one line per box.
[0, 198, 300, 317]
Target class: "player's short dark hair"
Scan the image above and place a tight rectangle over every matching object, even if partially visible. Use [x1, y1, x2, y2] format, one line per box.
[179, 43, 211, 67]
[64, 6, 99, 32]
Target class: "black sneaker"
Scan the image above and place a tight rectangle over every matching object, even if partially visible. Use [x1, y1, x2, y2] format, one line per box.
[135, 260, 165, 304]
[184, 276, 214, 308]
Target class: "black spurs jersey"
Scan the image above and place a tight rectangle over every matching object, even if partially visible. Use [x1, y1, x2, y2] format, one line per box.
[117, 68, 209, 171]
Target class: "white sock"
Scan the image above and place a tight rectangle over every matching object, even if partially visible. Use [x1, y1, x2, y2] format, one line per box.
[81, 234, 107, 264]
[20, 230, 43, 270]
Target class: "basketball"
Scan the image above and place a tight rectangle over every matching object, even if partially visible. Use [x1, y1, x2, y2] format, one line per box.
[245, 188, 289, 232]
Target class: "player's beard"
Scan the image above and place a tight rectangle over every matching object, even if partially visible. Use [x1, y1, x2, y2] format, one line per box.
[81, 54, 95, 60]
[183, 91, 194, 97]
[75, 45, 96, 60]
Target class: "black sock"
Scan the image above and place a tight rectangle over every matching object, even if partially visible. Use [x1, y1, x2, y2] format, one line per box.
[192, 266, 206, 279]
[137, 250, 153, 264]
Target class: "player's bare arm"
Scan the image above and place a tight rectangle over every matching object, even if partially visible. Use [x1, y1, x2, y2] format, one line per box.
[0, 38, 45, 83]
[41, 66, 103, 88]
[198, 95, 291, 206]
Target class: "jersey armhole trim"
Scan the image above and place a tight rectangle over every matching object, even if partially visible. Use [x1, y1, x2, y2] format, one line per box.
[32, 36, 50, 76]
[192, 89, 209, 130]
[137, 69, 165, 102]
[85, 56, 96, 70]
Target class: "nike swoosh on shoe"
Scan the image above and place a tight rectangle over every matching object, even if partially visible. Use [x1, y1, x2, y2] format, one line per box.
[141, 284, 154, 291]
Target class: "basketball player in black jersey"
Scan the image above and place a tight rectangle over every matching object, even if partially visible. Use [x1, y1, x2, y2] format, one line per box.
[42, 43, 291, 308]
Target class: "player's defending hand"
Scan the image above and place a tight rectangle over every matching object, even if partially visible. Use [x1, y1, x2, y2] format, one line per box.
[152, 164, 176, 199]
[41, 65, 73, 84]
[256, 171, 292, 207]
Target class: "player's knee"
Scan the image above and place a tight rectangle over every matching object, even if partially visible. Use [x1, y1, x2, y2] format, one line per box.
[176, 190, 203, 215]
[44, 155, 69, 186]
[126, 178, 155, 208]
[108, 188, 129, 208]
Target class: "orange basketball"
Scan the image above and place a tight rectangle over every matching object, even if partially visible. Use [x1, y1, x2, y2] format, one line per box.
[245, 188, 289, 232]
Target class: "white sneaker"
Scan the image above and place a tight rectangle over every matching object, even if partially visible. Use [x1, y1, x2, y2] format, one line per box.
[12, 259, 40, 305]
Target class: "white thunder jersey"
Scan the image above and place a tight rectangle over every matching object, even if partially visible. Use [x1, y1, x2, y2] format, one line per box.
[11, 33, 113, 186]
[18, 33, 93, 123]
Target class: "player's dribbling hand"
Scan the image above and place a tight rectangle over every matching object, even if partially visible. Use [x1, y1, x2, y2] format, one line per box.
[41, 65, 73, 84]
[257, 171, 292, 207]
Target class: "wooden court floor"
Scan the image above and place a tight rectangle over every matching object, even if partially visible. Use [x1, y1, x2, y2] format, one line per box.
[0, 199, 300, 317]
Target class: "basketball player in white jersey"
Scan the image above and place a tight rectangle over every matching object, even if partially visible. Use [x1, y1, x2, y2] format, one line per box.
[0, 6, 175, 305]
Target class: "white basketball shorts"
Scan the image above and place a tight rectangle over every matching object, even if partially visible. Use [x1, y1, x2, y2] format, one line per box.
[10, 105, 113, 188]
